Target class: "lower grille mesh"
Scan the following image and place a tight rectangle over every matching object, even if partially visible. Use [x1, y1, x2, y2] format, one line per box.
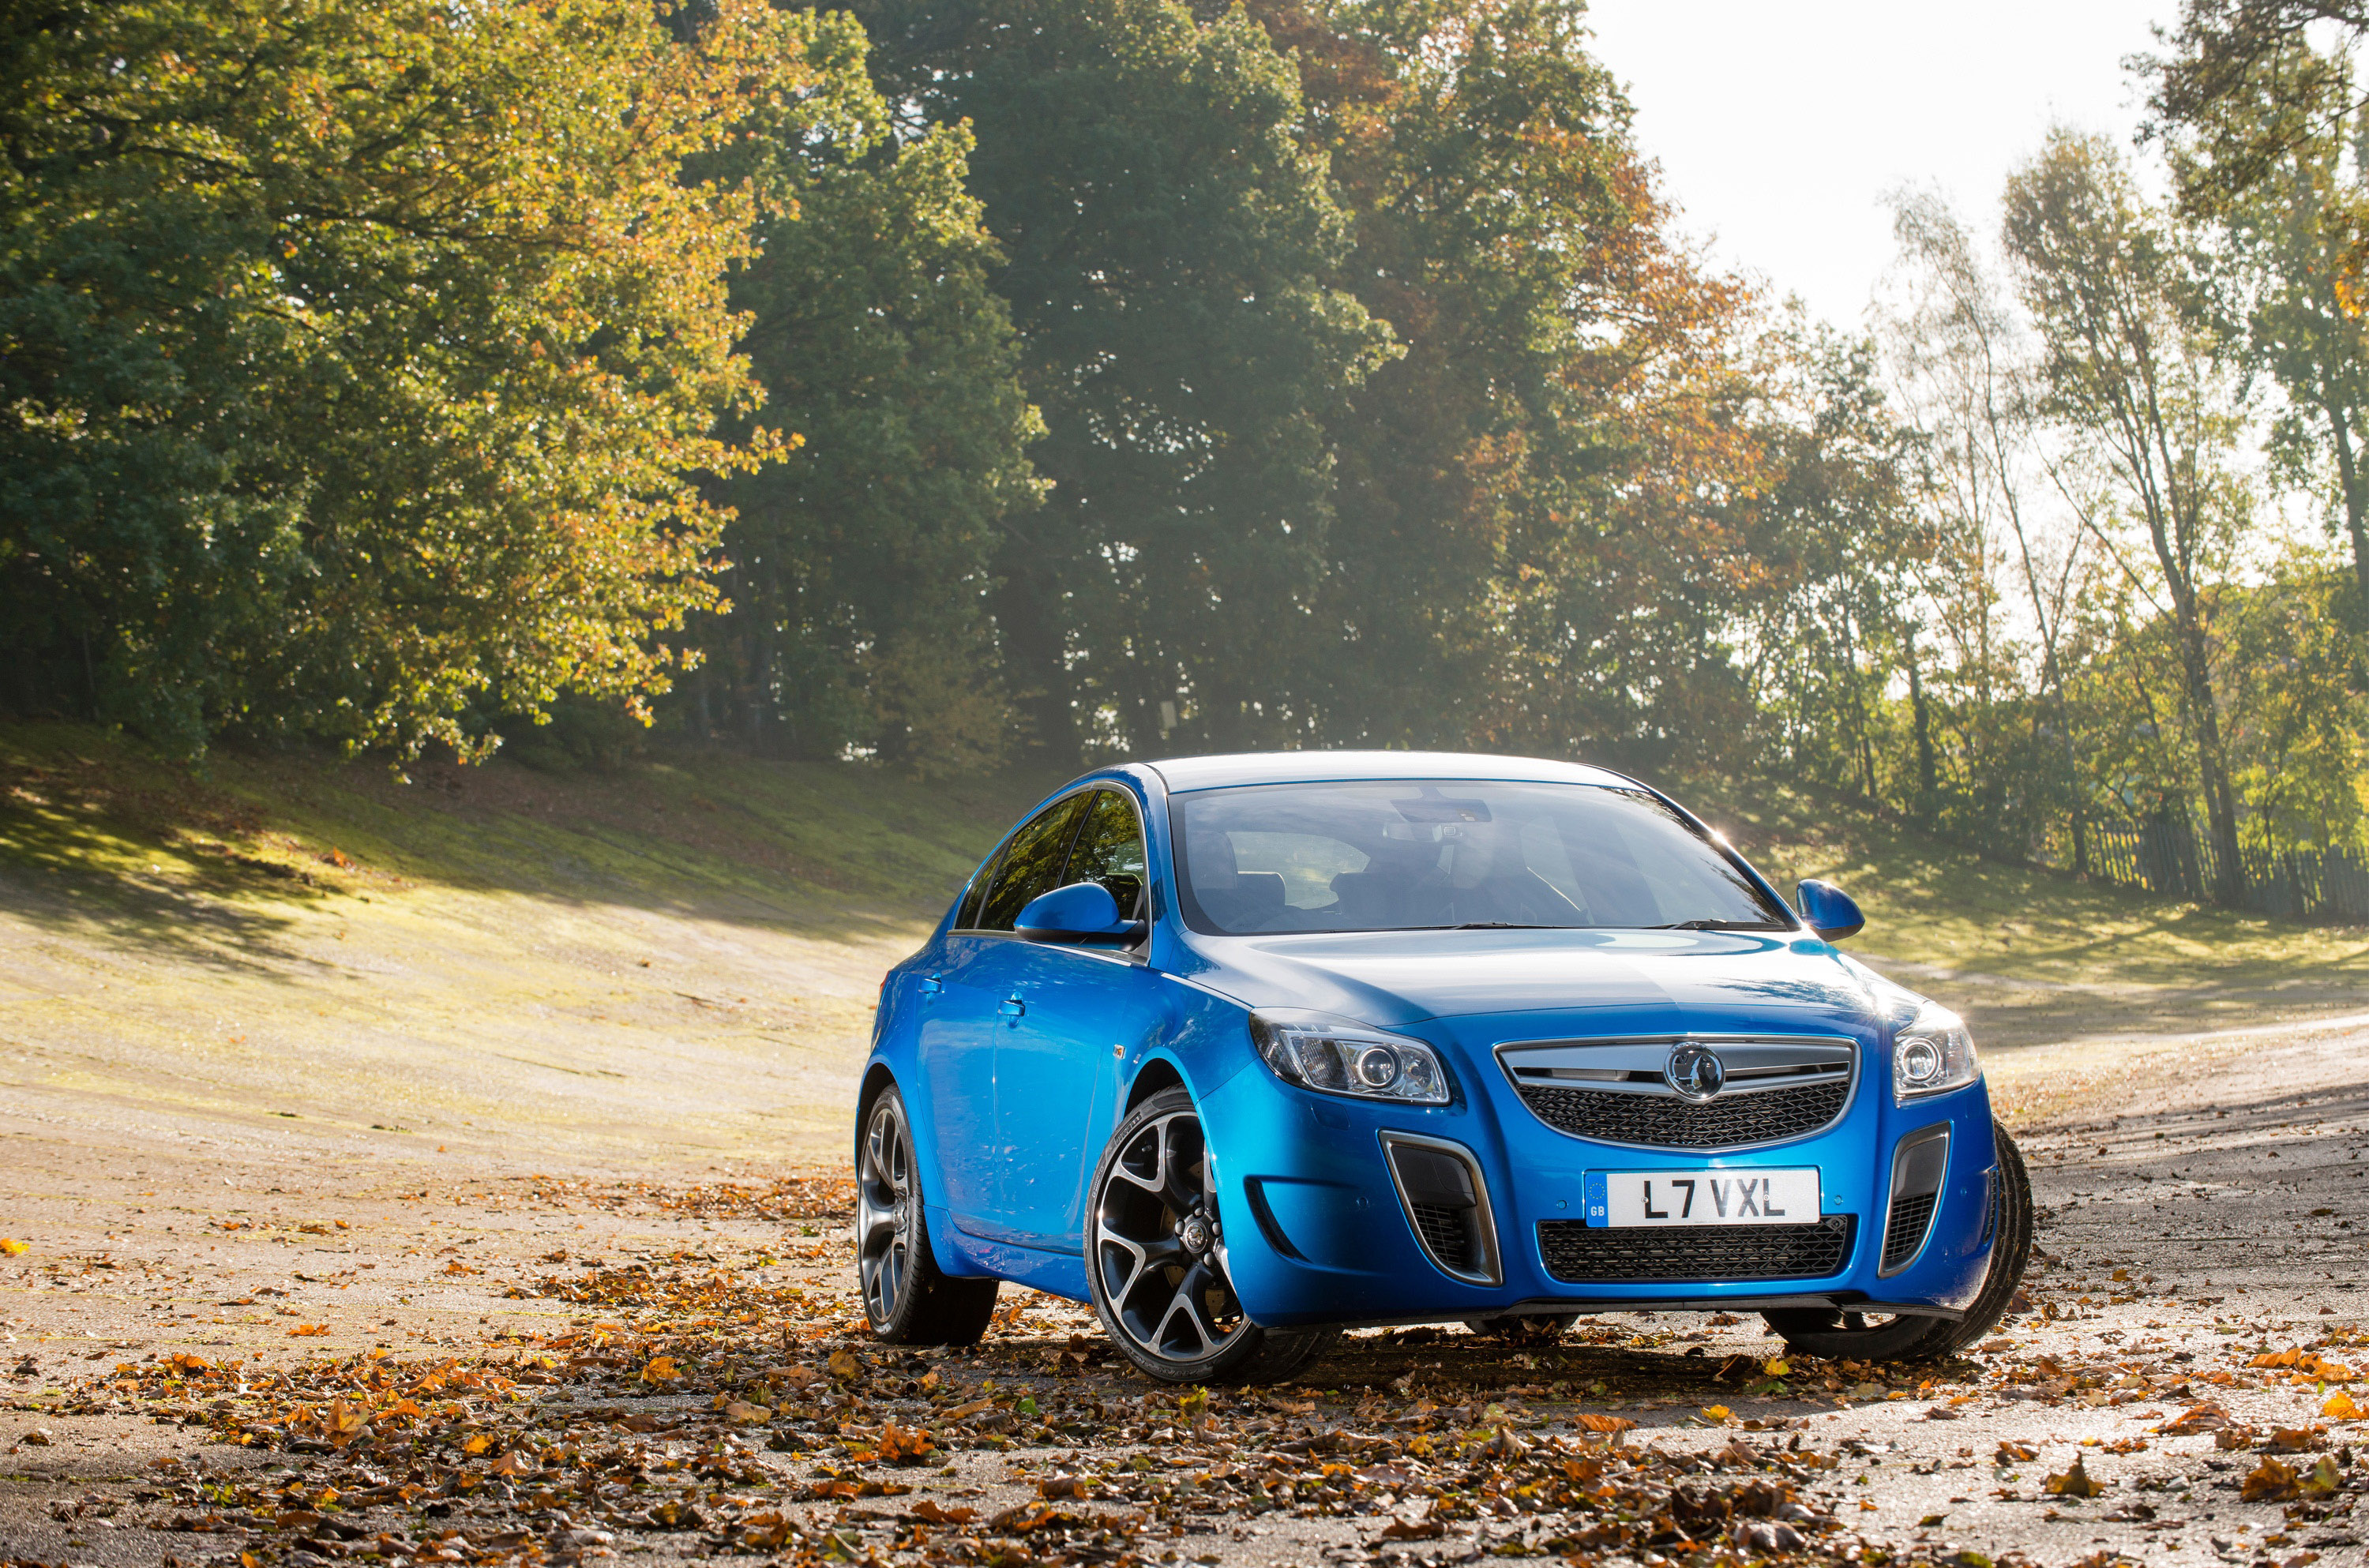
[1883, 1192, 1938, 1272]
[1537, 1217, 1855, 1283]
[1411, 1203, 1479, 1273]
[1515, 1080, 1847, 1148]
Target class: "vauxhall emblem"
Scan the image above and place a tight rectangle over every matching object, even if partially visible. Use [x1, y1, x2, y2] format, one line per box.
[1666, 1042, 1726, 1101]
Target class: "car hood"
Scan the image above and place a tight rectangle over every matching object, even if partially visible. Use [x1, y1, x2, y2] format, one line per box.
[1173, 926, 1909, 1036]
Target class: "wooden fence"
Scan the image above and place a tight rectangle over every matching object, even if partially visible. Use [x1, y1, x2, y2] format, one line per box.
[2063, 816, 2369, 922]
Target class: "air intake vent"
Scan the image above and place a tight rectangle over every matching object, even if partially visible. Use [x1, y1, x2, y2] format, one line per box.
[1382, 1135, 1501, 1285]
[1882, 1192, 1939, 1272]
[1880, 1123, 1950, 1277]
[1537, 1216, 1854, 1283]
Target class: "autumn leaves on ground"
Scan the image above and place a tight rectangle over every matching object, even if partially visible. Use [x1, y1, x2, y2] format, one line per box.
[6, 726, 2369, 1568]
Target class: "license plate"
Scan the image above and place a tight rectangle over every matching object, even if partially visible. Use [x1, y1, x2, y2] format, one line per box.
[1585, 1168, 1819, 1228]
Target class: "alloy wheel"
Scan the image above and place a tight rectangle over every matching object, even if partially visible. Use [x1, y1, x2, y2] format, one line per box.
[857, 1093, 918, 1325]
[1092, 1105, 1245, 1364]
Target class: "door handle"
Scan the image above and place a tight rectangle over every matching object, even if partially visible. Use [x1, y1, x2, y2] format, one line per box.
[998, 995, 1027, 1018]
[918, 976, 944, 998]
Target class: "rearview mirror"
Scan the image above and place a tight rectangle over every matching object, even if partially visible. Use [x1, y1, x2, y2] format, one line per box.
[1796, 879, 1864, 942]
[1016, 880, 1145, 945]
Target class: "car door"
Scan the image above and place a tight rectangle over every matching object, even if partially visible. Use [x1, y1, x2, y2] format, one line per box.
[987, 788, 1161, 1251]
[921, 791, 1091, 1235]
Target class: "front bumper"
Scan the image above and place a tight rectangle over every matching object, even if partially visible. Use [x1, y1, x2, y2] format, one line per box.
[1204, 1019, 1998, 1329]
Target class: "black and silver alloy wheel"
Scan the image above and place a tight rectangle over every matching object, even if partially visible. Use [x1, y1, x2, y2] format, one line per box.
[855, 1085, 999, 1345]
[1086, 1086, 1335, 1384]
[1763, 1116, 2035, 1363]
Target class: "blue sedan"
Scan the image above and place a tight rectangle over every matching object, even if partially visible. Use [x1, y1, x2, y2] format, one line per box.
[853, 752, 2032, 1383]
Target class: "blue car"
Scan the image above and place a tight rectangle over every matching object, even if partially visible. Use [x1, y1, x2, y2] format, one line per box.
[853, 752, 2032, 1383]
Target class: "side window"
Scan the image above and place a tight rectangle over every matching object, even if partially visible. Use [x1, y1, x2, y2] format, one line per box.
[955, 849, 1002, 929]
[1067, 790, 1149, 919]
[974, 793, 1091, 932]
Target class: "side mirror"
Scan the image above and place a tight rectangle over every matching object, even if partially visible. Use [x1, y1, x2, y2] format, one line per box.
[1796, 879, 1865, 942]
[1017, 880, 1145, 945]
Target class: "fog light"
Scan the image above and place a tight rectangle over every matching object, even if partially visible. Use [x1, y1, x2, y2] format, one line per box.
[1356, 1046, 1400, 1088]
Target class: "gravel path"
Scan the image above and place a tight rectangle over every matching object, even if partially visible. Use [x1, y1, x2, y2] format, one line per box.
[3, 1015, 2366, 1568]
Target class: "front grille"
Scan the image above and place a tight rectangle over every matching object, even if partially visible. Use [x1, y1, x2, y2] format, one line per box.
[1412, 1203, 1480, 1272]
[1980, 1168, 1999, 1245]
[1883, 1191, 1938, 1271]
[1537, 1216, 1855, 1283]
[1515, 1079, 1848, 1149]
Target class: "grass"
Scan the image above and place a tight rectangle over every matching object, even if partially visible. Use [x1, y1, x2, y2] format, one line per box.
[1, 724, 2358, 1161]
[0, 721, 1044, 1167]
[1695, 784, 2369, 1053]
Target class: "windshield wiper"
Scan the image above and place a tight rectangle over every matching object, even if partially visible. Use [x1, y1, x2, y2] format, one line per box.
[1443, 921, 1556, 930]
[1648, 918, 1778, 931]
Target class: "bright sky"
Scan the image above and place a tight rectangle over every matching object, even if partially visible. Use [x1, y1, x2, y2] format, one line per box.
[1586, 0, 2178, 328]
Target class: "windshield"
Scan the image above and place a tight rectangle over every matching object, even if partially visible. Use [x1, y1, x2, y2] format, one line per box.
[1170, 779, 1793, 936]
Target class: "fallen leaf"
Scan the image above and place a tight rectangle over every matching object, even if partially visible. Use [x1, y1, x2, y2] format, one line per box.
[287, 1324, 329, 1337]
[1379, 1517, 1444, 1541]
[2324, 1390, 2362, 1420]
[2159, 1402, 2230, 1435]
[828, 1347, 860, 1380]
[723, 1401, 771, 1425]
[2267, 1426, 2324, 1454]
[640, 1355, 681, 1383]
[2242, 1455, 2300, 1502]
[1996, 1441, 2038, 1463]
[2215, 1425, 2258, 1451]
[2044, 1454, 2105, 1498]
[461, 1435, 494, 1455]
[0, 1239, 27, 1256]
[1699, 1404, 1733, 1425]
[907, 1499, 977, 1525]
[1763, 1357, 1791, 1375]
[1575, 1412, 1635, 1440]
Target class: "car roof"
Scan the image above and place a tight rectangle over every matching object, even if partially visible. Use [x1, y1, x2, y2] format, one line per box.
[1143, 750, 1633, 793]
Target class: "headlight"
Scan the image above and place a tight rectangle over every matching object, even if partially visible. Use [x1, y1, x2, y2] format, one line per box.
[1892, 1003, 1979, 1101]
[1248, 1011, 1451, 1105]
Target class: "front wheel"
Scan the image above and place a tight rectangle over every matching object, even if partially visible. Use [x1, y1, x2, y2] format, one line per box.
[857, 1085, 1000, 1345]
[1086, 1087, 1335, 1385]
[1763, 1117, 2033, 1363]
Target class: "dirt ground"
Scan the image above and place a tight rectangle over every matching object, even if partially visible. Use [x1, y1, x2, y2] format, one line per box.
[5, 994, 2368, 1568]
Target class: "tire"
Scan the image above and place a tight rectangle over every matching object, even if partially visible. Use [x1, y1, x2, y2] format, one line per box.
[1763, 1117, 2034, 1364]
[857, 1085, 1000, 1345]
[1465, 1315, 1579, 1342]
[1086, 1087, 1337, 1385]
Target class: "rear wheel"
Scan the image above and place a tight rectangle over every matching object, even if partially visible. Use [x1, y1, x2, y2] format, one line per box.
[1087, 1088, 1336, 1384]
[857, 1085, 1000, 1345]
[1763, 1117, 2033, 1363]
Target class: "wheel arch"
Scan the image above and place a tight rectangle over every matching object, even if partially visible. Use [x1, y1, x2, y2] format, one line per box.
[1124, 1054, 1189, 1114]
[854, 1059, 900, 1163]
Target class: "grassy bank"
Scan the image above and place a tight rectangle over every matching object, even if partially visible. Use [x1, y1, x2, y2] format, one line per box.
[2, 725, 2358, 1165]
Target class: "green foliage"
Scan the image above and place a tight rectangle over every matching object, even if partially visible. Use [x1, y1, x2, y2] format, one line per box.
[854, 0, 1402, 756]
[700, 42, 1044, 775]
[0, 0, 854, 759]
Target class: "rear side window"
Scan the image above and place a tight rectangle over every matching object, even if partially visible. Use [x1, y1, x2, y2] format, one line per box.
[1066, 790, 1148, 920]
[974, 793, 1091, 932]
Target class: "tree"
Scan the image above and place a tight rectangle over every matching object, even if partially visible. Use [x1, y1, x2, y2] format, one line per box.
[696, 43, 1045, 775]
[2003, 129, 2254, 902]
[1879, 190, 2097, 858]
[856, 0, 1398, 762]
[0, 0, 852, 759]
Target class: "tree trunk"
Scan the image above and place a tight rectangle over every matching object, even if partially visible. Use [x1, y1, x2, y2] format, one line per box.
[2332, 410, 2369, 605]
[1907, 639, 1939, 827]
[989, 527, 1079, 767]
[2172, 602, 2245, 906]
